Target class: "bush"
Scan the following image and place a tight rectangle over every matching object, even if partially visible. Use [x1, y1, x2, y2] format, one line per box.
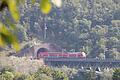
[52, 70, 68, 80]
[113, 69, 120, 80]
[0, 66, 34, 80]
[32, 66, 53, 80]
[14, 73, 33, 80]
[0, 71, 14, 80]
[32, 73, 53, 80]
[0, 66, 14, 80]
[0, 66, 14, 74]
[32, 66, 68, 80]
[0, 57, 69, 80]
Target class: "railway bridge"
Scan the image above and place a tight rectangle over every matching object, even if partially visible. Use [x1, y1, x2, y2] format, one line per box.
[44, 58, 120, 69]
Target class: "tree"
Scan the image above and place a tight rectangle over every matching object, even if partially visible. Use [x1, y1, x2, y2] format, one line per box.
[32, 66, 68, 80]
[0, 71, 14, 80]
[0, 0, 62, 51]
[113, 69, 120, 80]
[52, 70, 68, 80]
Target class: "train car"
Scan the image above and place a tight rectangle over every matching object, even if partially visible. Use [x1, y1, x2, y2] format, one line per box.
[37, 48, 86, 59]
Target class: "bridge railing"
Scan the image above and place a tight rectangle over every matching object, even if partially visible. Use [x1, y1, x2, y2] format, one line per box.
[44, 58, 120, 62]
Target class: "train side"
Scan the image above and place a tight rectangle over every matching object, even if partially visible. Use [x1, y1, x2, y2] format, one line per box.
[37, 52, 86, 59]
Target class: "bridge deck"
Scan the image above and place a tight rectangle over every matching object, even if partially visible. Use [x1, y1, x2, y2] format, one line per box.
[44, 58, 120, 68]
[44, 58, 120, 62]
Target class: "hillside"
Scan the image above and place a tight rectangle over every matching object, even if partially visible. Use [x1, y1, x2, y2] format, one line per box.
[0, 0, 120, 80]
[14, 0, 120, 58]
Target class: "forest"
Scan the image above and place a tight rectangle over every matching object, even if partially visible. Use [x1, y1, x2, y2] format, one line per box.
[0, 0, 120, 80]
[15, 0, 120, 58]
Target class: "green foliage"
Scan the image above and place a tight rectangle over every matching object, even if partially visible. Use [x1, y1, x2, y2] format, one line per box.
[0, 0, 120, 59]
[0, 66, 14, 75]
[52, 70, 68, 80]
[33, 66, 68, 80]
[0, 66, 34, 80]
[0, 22, 20, 51]
[34, 0, 119, 58]
[14, 73, 33, 80]
[0, 57, 69, 80]
[0, 0, 24, 51]
[0, 62, 68, 80]
[0, 0, 62, 51]
[1, 0, 119, 58]
[40, 0, 52, 14]
[36, 66, 53, 76]
[101, 69, 113, 80]
[0, 66, 14, 80]
[32, 73, 53, 80]
[15, 24, 28, 42]
[8, 0, 20, 22]
[113, 69, 120, 80]
[0, 71, 14, 80]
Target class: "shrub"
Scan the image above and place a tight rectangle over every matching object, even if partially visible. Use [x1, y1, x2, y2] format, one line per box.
[33, 66, 68, 80]
[32, 73, 53, 80]
[113, 69, 120, 80]
[52, 70, 68, 80]
[0, 66, 14, 74]
[32, 66, 53, 80]
[0, 71, 14, 80]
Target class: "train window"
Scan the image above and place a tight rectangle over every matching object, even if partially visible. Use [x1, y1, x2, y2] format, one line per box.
[69, 54, 76, 57]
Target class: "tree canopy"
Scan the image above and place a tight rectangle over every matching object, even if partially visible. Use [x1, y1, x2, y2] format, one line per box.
[0, 0, 62, 51]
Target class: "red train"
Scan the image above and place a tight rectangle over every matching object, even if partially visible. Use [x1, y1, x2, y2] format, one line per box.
[37, 48, 86, 59]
